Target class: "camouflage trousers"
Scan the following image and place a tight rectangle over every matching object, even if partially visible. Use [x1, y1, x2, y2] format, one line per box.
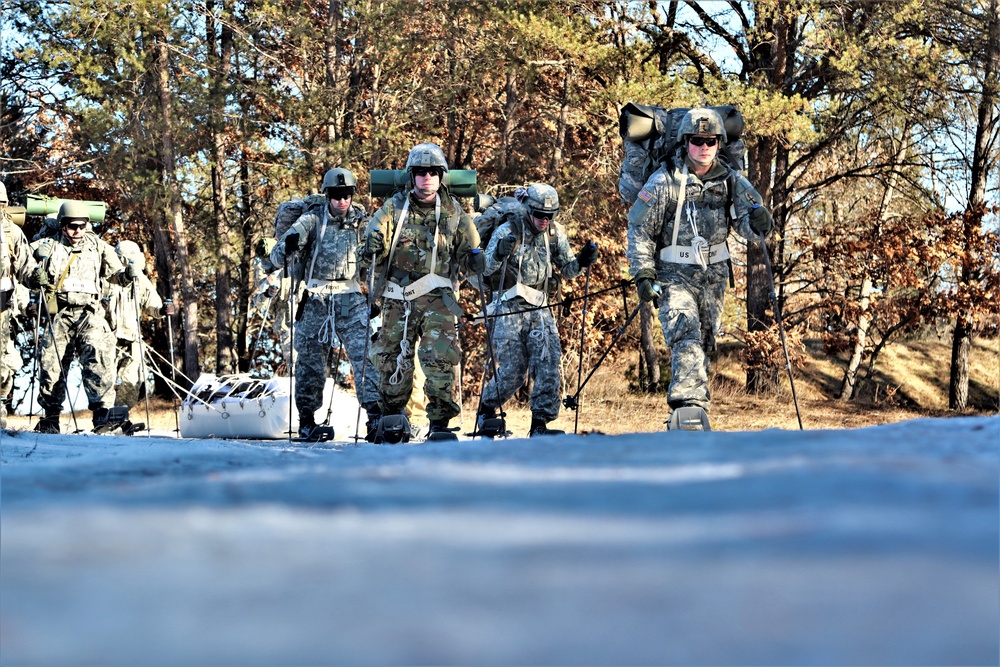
[480, 299, 563, 422]
[294, 292, 380, 417]
[372, 290, 462, 421]
[37, 304, 117, 415]
[114, 338, 145, 409]
[0, 308, 21, 400]
[657, 271, 727, 412]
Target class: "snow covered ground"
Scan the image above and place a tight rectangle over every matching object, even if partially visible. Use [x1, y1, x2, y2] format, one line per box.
[1, 416, 997, 665]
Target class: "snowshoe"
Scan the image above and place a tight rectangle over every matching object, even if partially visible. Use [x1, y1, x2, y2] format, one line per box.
[375, 413, 411, 444]
[667, 406, 711, 431]
[93, 407, 131, 434]
[34, 416, 61, 434]
[471, 409, 506, 439]
[529, 416, 564, 438]
[296, 423, 335, 442]
[426, 420, 459, 442]
[121, 421, 146, 436]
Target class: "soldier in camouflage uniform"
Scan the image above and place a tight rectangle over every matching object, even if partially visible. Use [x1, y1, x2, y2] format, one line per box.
[627, 108, 773, 417]
[361, 143, 485, 439]
[250, 238, 295, 369]
[271, 168, 380, 441]
[108, 241, 162, 409]
[0, 181, 38, 428]
[31, 201, 138, 433]
[478, 184, 598, 437]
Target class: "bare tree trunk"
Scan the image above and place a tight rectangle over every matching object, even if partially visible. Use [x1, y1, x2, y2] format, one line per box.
[639, 300, 660, 393]
[155, 31, 199, 383]
[951, 0, 999, 409]
[208, 0, 235, 374]
[236, 150, 253, 372]
[551, 68, 569, 177]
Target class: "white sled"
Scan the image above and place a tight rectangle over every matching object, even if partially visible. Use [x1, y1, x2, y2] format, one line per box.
[179, 373, 361, 440]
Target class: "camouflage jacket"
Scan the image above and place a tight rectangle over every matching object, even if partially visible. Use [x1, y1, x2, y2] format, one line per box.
[483, 215, 582, 293]
[271, 203, 367, 286]
[107, 272, 162, 342]
[365, 189, 479, 286]
[626, 154, 760, 282]
[1, 215, 36, 292]
[31, 232, 127, 308]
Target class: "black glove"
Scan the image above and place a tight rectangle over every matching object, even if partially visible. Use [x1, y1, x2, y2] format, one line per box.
[284, 232, 300, 253]
[749, 204, 774, 236]
[31, 265, 50, 289]
[634, 269, 660, 304]
[363, 229, 384, 258]
[576, 241, 598, 268]
[495, 234, 517, 259]
[126, 262, 142, 279]
[468, 248, 486, 275]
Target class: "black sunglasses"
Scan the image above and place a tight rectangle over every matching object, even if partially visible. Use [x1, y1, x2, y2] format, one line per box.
[689, 136, 719, 147]
[63, 221, 87, 230]
[326, 189, 354, 201]
[530, 209, 556, 221]
[411, 167, 441, 177]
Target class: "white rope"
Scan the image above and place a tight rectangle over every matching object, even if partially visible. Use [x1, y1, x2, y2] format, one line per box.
[389, 300, 414, 386]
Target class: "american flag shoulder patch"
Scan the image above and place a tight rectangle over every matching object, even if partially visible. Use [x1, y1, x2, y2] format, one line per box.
[637, 189, 653, 203]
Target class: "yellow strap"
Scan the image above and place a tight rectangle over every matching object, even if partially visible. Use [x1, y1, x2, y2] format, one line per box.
[53, 253, 78, 292]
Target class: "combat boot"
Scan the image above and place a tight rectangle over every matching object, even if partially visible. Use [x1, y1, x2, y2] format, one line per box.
[93, 406, 131, 434]
[529, 415, 564, 437]
[475, 407, 506, 438]
[426, 418, 459, 442]
[364, 412, 381, 442]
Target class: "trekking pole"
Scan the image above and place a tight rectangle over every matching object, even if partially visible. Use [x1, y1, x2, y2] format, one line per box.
[563, 290, 655, 415]
[283, 235, 301, 444]
[26, 292, 43, 428]
[471, 247, 508, 437]
[248, 294, 274, 369]
[164, 298, 180, 435]
[573, 254, 593, 435]
[353, 260, 379, 443]
[131, 268, 152, 437]
[756, 230, 804, 430]
[322, 343, 343, 427]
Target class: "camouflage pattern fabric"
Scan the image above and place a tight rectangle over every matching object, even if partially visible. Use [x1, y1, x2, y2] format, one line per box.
[365, 191, 480, 421]
[627, 153, 762, 413]
[37, 305, 118, 414]
[478, 213, 585, 421]
[479, 300, 563, 422]
[250, 258, 295, 367]
[372, 292, 462, 421]
[0, 216, 36, 403]
[294, 292, 379, 416]
[32, 233, 128, 415]
[273, 203, 378, 418]
[108, 274, 162, 409]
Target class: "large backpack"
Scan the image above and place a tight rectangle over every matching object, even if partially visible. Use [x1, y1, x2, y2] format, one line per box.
[272, 194, 327, 239]
[472, 195, 525, 291]
[617, 103, 746, 205]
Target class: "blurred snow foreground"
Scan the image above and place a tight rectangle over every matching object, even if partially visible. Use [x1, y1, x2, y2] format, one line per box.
[1, 416, 997, 666]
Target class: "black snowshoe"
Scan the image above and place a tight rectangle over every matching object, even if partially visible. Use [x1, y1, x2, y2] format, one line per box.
[666, 405, 711, 431]
[472, 408, 506, 439]
[375, 413, 411, 444]
[34, 415, 61, 434]
[297, 423, 336, 443]
[93, 407, 132, 435]
[425, 419, 459, 442]
[529, 416, 564, 438]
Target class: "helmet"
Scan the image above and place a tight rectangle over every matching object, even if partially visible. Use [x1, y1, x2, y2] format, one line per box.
[678, 107, 728, 144]
[57, 200, 91, 224]
[524, 183, 559, 215]
[0, 181, 7, 204]
[321, 168, 357, 193]
[116, 240, 146, 273]
[405, 143, 449, 173]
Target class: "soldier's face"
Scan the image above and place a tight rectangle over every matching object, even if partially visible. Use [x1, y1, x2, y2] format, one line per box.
[327, 189, 353, 216]
[61, 220, 87, 245]
[529, 209, 554, 233]
[411, 167, 441, 202]
[687, 134, 719, 166]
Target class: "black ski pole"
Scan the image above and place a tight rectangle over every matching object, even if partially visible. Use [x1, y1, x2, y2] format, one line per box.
[353, 256, 380, 443]
[573, 253, 593, 435]
[283, 233, 300, 443]
[756, 229, 804, 430]
[472, 247, 508, 437]
[164, 298, 180, 435]
[563, 289, 655, 415]
[131, 268, 152, 437]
